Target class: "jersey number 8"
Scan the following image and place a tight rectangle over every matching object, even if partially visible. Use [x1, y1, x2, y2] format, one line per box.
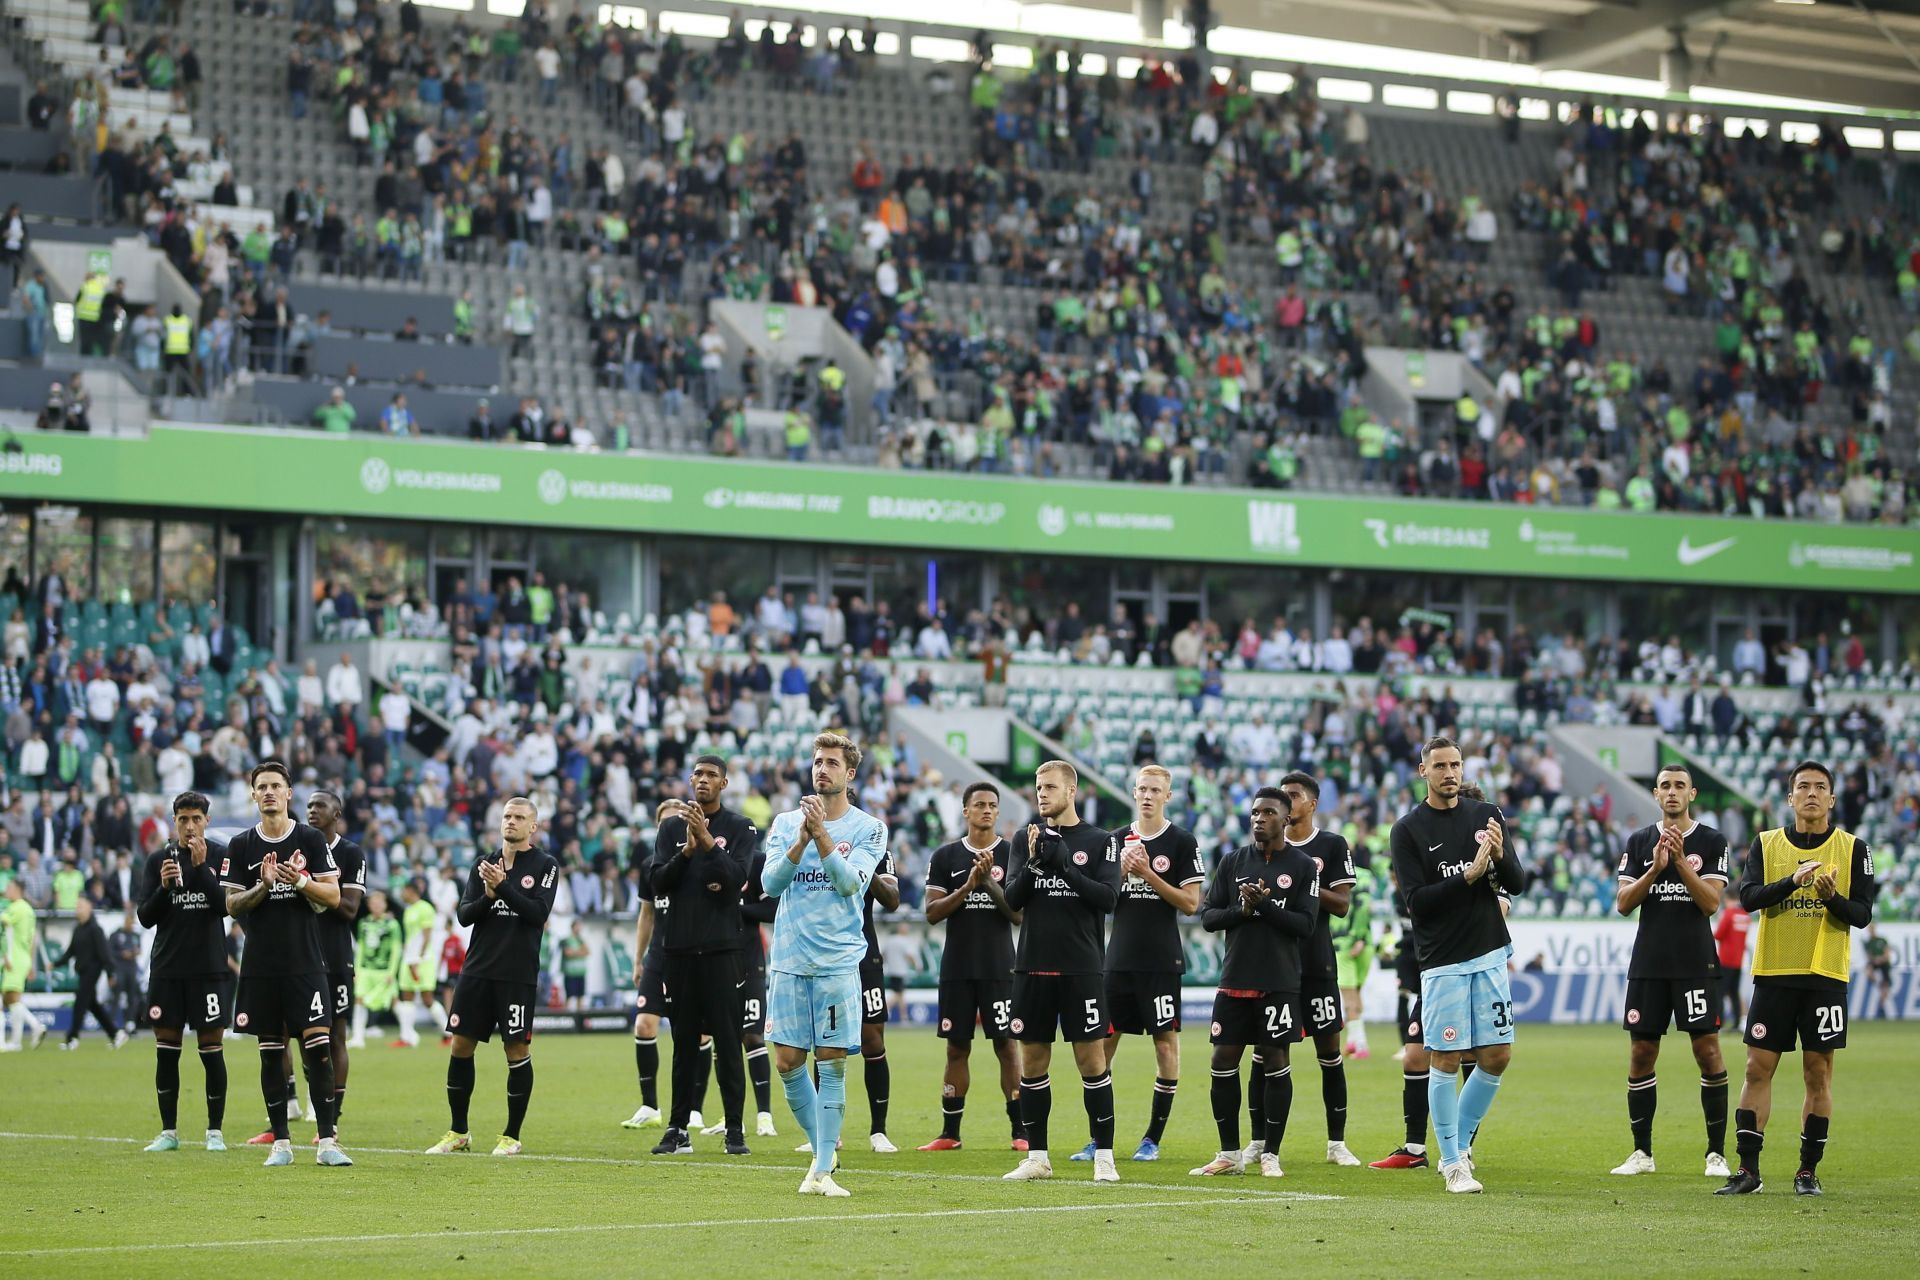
[205, 993, 222, 1021]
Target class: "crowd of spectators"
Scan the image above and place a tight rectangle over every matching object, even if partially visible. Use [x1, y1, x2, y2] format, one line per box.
[16, 4, 1914, 521]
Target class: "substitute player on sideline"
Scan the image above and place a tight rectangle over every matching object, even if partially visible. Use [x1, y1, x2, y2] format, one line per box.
[219, 761, 349, 1168]
[393, 879, 446, 1047]
[1279, 771, 1363, 1168]
[1610, 765, 1733, 1179]
[307, 791, 366, 1133]
[1333, 858, 1375, 1059]
[1193, 787, 1319, 1178]
[763, 732, 888, 1198]
[138, 791, 230, 1153]
[1718, 760, 1875, 1197]
[1081, 765, 1200, 1164]
[1389, 737, 1524, 1194]
[427, 797, 559, 1157]
[919, 781, 1024, 1151]
[1002, 760, 1122, 1185]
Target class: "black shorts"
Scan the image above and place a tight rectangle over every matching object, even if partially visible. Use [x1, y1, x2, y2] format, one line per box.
[937, 977, 1012, 1041]
[1745, 982, 1848, 1053]
[635, 959, 669, 1015]
[1623, 976, 1720, 1039]
[1105, 970, 1181, 1036]
[563, 974, 586, 999]
[233, 971, 330, 1038]
[740, 964, 768, 1035]
[1011, 972, 1106, 1043]
[1398, 988, 1423, 1046]
[328, 969, 353, 1020]
[1209, 991, 1300, 1047]
[146, 975, 233, 1031]
[448, 975, 536, 1045]
[859, 958, 887, 1026]
[1302, 974, 1345, 1038]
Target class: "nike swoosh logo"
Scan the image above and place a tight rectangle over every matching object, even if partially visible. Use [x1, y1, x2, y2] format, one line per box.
[1677, 536, 1737, 566]
[1429, 843, 1444, 851]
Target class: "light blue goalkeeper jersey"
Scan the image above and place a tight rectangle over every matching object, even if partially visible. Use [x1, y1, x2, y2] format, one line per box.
[762, 804, 888, 978]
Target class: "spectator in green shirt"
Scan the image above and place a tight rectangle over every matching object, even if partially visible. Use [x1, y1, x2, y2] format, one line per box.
[313, 386, 357, 433]
[52, 857, 84, 912]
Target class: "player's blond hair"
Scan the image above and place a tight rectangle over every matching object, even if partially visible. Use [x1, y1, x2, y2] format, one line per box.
[1134, 765, 1172, 789]
[813, 731, 862, 773]
[1037, 759, 1078, 786]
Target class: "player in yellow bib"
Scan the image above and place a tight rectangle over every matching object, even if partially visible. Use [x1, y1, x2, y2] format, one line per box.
[1717, 760, 1875, 1199]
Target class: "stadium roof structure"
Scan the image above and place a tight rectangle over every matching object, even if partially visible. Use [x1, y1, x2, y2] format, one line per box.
[1187, 0, 1920, 112]
[735, 0, 1920, 114]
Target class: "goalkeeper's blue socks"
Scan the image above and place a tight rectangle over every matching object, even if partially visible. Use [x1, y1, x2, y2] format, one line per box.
[1456, 1068, 1504, 1153]
[780, 1063, 818, 1152]
[1428, 1068, 1461, 1167]
[814, 1058, 848, 1176]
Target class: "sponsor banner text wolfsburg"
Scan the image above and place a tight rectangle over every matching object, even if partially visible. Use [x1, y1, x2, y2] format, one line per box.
[1, 427, 1918, 594]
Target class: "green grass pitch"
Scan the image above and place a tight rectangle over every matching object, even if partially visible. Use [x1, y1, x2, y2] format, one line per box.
[2, 1023, 1917, 1276]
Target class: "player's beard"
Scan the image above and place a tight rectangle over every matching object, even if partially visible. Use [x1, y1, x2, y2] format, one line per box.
[814, 780, 845, 799]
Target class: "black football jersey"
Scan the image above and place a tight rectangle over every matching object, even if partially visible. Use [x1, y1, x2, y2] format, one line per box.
[218, 823, 339, 977]
[1292, 828, 1358, 980]
[1617, 821, 1731, 979]
[140, 842, 229, 978]
[1107, 823, 1203, 974]
[925, 838, 1016, 981]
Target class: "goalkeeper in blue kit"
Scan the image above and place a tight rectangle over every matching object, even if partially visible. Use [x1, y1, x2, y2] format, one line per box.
[761, 733, 888, 1199]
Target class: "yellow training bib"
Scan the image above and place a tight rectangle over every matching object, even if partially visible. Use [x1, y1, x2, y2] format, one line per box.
[1751, 827, 1853, 983]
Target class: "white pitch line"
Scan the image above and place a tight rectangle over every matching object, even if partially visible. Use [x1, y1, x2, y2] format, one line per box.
[0, 1131, 1344, 1201]
[0, 1197, 1312, 1258]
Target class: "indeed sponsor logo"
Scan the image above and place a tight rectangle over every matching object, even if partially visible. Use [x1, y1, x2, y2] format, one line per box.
[796, 868, 836, 884]
[171, 890, 210, 906]
[1438, 860, 1475, 878]
[868, 495, 1006, 526]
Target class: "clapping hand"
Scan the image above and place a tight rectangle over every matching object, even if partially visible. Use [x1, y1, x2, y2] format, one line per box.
[478, 858, 505, 897]
[1238, 880, 1270, 916]
[1792, 860, 1823, 887]
[969, 848, 994, 888]
[259, 851, 279, 886]
[683, 802, 713, 853]
[272, 859, 303, 886]
[1025, 825, 1042, 866]
[1813, 870, 1837, 901]
[1483, 818, 1504, 862]
[1122, 848, 1149, 879]
[801, 796, 828, 842]
[1651, 829, 1674, 875]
